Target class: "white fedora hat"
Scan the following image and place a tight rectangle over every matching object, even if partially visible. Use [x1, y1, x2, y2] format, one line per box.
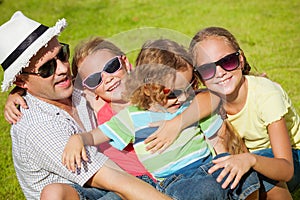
[0, 11, 67, 92]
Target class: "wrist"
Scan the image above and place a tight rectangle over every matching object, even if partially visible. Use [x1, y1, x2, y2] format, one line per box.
[74, 134, 85, 145]
[248, 153, 257, 168]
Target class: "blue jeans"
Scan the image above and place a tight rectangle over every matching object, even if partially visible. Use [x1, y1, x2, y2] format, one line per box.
[156, 153, 260, 200]
[70, 183, 121, 200]
[253, 148, 300, 193]
[70, 174, 156, 200]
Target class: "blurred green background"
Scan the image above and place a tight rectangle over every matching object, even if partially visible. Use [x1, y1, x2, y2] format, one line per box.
[0, 0, 299, 199]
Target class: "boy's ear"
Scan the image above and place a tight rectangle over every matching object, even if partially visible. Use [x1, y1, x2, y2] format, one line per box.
[14, 76, 27, 89]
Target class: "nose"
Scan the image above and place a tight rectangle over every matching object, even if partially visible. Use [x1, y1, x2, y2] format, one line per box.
[177, 92, 188, 103]
[215, 65, 226, 78]
[102, 71, 114, 84]
[55, 59, 70, 75]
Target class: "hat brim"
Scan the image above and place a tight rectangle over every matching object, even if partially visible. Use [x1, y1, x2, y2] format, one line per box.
[1, 18, 67, 92]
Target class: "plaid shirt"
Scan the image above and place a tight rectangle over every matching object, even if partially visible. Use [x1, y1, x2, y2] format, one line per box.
[11, 91, 108, 199]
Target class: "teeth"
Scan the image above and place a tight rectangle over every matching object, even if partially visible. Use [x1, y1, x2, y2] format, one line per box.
[218, 79, 229, 85]
[107, 81, 120, 91]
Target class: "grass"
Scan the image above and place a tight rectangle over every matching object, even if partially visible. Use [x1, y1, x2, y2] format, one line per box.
[0, 0, 299, 199]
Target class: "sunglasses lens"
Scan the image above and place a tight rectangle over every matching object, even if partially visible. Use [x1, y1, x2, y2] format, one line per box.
[83, 72, 102, 89]
[83, 57, 123, 89]
[57, 44, 70, 62]
[219, 53, 239, 71]
[38, 59, 57, 78]
[173, 90, 184, 97]
[104, 57, 122, 73]
[196, 52, 240, 80]
[196, 63, 216, 80]
[167, 91, 177, 99]
[36, 44, 70, 78]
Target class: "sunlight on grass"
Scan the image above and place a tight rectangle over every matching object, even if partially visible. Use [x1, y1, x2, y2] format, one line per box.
[0, 0, 299, 199]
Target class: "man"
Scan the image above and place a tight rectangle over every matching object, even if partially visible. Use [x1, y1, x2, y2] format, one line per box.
[0, 11, 171, 200]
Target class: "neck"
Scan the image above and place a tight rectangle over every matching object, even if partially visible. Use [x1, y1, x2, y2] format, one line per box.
[42, 96, 73, 115]
[109, 101, 130, 113]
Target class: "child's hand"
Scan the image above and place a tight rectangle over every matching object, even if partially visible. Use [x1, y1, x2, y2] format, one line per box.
[4, 92, 28, 124]
[145, 119, 181, 153]
[208, 153, 254, 189]
[62, 134, 88, 172]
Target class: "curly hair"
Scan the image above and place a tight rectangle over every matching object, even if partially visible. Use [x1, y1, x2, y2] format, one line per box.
[135, 39, 201, 89]
[124, 64, 176, 110]
[189, 27, 251, 75]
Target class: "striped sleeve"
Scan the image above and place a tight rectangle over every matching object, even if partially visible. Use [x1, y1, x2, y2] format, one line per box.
[98, 108, 135, 150]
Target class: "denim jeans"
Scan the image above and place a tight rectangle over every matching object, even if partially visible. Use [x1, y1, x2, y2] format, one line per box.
[70, 174, 156, 200]
[253, 148, 300, 193]
[156, 153, 260, 200]
[70, 183, 121, 200]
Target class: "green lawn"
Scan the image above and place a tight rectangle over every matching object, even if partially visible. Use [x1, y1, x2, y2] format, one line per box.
[0, 0, 299, 199]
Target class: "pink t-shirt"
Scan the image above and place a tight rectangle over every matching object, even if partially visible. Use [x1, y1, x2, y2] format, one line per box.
[97, 102, 154, 180]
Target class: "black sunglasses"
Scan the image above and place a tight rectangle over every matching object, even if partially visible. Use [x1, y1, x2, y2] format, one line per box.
[22, 43, 70, 78]
[166, 79, 195, 99]
[82, 56, 123, 90]
[194, 51, 240, 81]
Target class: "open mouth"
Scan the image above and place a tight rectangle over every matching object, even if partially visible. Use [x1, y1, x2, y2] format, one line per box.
[169, 101, 181, 109]
[55, 77, 71, 87]
[217, 76, 231, 85]
[106, 80, 121, 92]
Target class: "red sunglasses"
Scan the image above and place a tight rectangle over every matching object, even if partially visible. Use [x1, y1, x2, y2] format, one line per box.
[163, 79, 195, 99]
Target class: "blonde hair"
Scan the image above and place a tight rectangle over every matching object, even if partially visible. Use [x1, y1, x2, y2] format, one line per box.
[136, 39, 201, 89]
[124, 64, 176, 110]
[72, 36, 124, 77]
[218, 105, 248, 154]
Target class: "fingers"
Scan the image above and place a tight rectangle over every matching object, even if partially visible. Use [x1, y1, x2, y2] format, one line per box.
[67, 152, 76, 172]
[157, 142, 170, 154]
[75, 153, 82, 170]
[4, 105, 22, 124]
[146, 140, 164, 153]
[230, 172, 243, 189]
[62, 152, 82, 173]
[4, 95, 28, 124]
[16, 97, 28, 109]
[211, 155, 230, 164]
[82, 147, 88, 162]
[4, 110, 20, 124]
[219, 165, 236, 189]
[144, 133, 157, 145]
[209, 154, 251, 190]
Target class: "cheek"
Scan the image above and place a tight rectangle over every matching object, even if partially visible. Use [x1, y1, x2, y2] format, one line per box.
[202, 79, 212, 88]
[94, 86, 106, 97]
[115, 69, 127, 78]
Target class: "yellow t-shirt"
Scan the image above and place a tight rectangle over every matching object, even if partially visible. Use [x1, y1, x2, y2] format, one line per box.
[228, 75, 300, 152]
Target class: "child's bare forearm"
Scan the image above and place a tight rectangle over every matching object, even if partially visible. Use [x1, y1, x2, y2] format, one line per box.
[175, 91, 220, 131]
[81, 128, 110, 146]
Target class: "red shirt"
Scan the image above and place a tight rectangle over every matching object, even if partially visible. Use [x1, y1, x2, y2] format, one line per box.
[97, 102, 155, 180]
